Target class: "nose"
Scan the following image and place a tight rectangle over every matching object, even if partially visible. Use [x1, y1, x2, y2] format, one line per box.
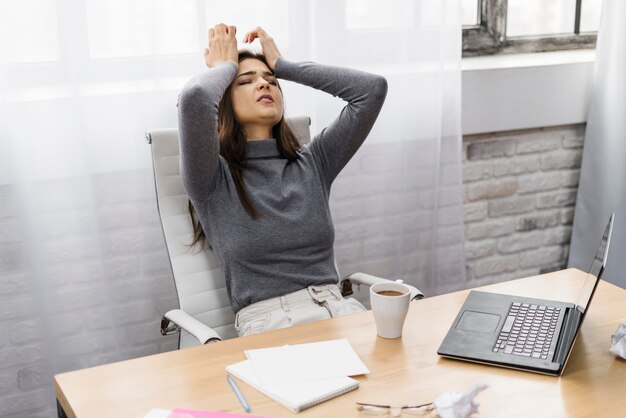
[257, 78, 270, 90]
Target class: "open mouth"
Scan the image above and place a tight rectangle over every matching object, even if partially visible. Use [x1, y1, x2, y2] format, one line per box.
[257, 94, 274, 103]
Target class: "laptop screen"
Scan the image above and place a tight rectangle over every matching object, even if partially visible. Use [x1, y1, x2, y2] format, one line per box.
[575, 214, 614, 314]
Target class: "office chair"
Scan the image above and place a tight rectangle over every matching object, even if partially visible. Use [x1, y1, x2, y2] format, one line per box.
[146, 116, 424, 349]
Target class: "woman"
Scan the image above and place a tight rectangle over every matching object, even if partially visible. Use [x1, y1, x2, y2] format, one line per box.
[177, 24, 388, 337]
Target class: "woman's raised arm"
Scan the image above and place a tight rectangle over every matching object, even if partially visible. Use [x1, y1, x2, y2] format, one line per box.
[278, 59, 387, 187]
[177, 24, 238, 203]
[247, 27, 387, 188]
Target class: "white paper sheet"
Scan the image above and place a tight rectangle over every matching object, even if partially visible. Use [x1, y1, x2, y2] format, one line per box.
[610, 323, 626, 359]
[245, 339, 369, 385]
[433, 384, 488, 418]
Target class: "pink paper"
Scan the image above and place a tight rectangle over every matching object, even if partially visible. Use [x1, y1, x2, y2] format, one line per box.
[169, 408, 270, 418]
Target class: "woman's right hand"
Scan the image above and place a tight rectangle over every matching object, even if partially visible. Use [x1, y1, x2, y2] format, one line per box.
[204, 23, 238, 68]
[243, 27, 281, 72]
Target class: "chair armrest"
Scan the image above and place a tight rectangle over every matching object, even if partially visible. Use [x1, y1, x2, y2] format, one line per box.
[340, 272, 425, 301]
[162, 309, 222, 344]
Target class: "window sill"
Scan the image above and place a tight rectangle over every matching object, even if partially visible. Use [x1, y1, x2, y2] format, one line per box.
[462, 49, 596, 135]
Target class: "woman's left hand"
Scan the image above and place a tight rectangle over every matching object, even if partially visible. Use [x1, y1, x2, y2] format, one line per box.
[243, 27, 282, 71]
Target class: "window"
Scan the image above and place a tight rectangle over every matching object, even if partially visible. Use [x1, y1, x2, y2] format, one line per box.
[462, 0, 602, 56]
[86, 0, 198, 59]
[345, 0, 415, 31]
[1, 0, 299, 103]
[0, 0, 60, 64]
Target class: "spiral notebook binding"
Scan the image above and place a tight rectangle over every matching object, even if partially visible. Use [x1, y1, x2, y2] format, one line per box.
[297, 381, 359, 412]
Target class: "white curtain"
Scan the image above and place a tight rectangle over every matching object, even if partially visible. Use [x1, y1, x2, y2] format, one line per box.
[569, 0, 626, 289]
[0, 1, 464, 416]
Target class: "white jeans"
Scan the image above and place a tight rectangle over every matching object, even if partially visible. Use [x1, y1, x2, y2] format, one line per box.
[234, 284, 366, 337]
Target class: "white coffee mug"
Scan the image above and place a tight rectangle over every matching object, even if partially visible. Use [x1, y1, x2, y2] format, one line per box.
[370, 280, 411, 339]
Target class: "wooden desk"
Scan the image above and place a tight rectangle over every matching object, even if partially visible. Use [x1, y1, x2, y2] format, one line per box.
[54, 269, 626, 418]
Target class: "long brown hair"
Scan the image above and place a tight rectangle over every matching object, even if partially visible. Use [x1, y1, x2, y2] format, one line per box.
[189, 50, 301, 248]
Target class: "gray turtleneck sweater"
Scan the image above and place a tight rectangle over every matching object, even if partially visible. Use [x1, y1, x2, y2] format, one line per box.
[177, 57, 387, 313]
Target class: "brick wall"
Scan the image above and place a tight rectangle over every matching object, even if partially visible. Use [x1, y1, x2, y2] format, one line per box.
[0, 170, 178, 418]
[332, 137, 467, 298]
[463, 124, 585, 288]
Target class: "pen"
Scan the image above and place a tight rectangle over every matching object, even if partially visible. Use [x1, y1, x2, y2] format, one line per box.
[227, 374, 251, 413]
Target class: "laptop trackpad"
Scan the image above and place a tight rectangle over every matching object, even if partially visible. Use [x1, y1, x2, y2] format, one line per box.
[456, 311, 501, 333]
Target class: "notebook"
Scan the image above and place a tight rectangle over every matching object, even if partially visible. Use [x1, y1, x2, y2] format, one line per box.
[226, 359, 359, 413]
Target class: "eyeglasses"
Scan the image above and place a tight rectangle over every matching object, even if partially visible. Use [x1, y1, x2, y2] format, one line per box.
[356, 401, 434, 416]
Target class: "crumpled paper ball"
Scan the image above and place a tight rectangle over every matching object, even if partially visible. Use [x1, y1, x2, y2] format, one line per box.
[432, 384, 488, 418]
[610, 323, 626, 359]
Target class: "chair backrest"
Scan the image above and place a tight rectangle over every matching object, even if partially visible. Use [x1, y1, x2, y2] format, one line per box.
[147, 116, 311, 348]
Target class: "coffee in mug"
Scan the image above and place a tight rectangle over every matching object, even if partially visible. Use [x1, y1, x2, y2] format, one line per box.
[370, 280, 412, 339]
[375, 290, 406, 297]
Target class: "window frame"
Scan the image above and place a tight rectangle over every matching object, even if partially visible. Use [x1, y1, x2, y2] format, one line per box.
[462, 0, 597, 57]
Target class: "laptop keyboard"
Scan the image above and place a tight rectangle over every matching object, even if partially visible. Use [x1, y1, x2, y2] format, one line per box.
[492, 302, 561, 360]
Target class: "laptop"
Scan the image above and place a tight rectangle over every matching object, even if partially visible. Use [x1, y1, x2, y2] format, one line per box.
[437, 214, 614, 376]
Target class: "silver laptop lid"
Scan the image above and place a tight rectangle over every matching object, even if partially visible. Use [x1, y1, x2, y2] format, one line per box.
[575, 213, 614, 314]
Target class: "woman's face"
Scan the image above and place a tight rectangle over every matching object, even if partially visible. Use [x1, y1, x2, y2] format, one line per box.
[230, 58, 284, 133]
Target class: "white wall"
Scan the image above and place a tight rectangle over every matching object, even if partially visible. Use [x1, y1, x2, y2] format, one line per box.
[462, 50, 595, 135]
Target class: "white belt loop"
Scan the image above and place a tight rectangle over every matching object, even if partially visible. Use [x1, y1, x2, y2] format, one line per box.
[308, 284, 342, 304]
[328, 285, 343, 301]
[307, 285, 326, 305]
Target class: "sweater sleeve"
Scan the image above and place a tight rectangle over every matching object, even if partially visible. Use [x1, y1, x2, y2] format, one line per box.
[177, 61, 237, 203]
[274, 58, 388, 187]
